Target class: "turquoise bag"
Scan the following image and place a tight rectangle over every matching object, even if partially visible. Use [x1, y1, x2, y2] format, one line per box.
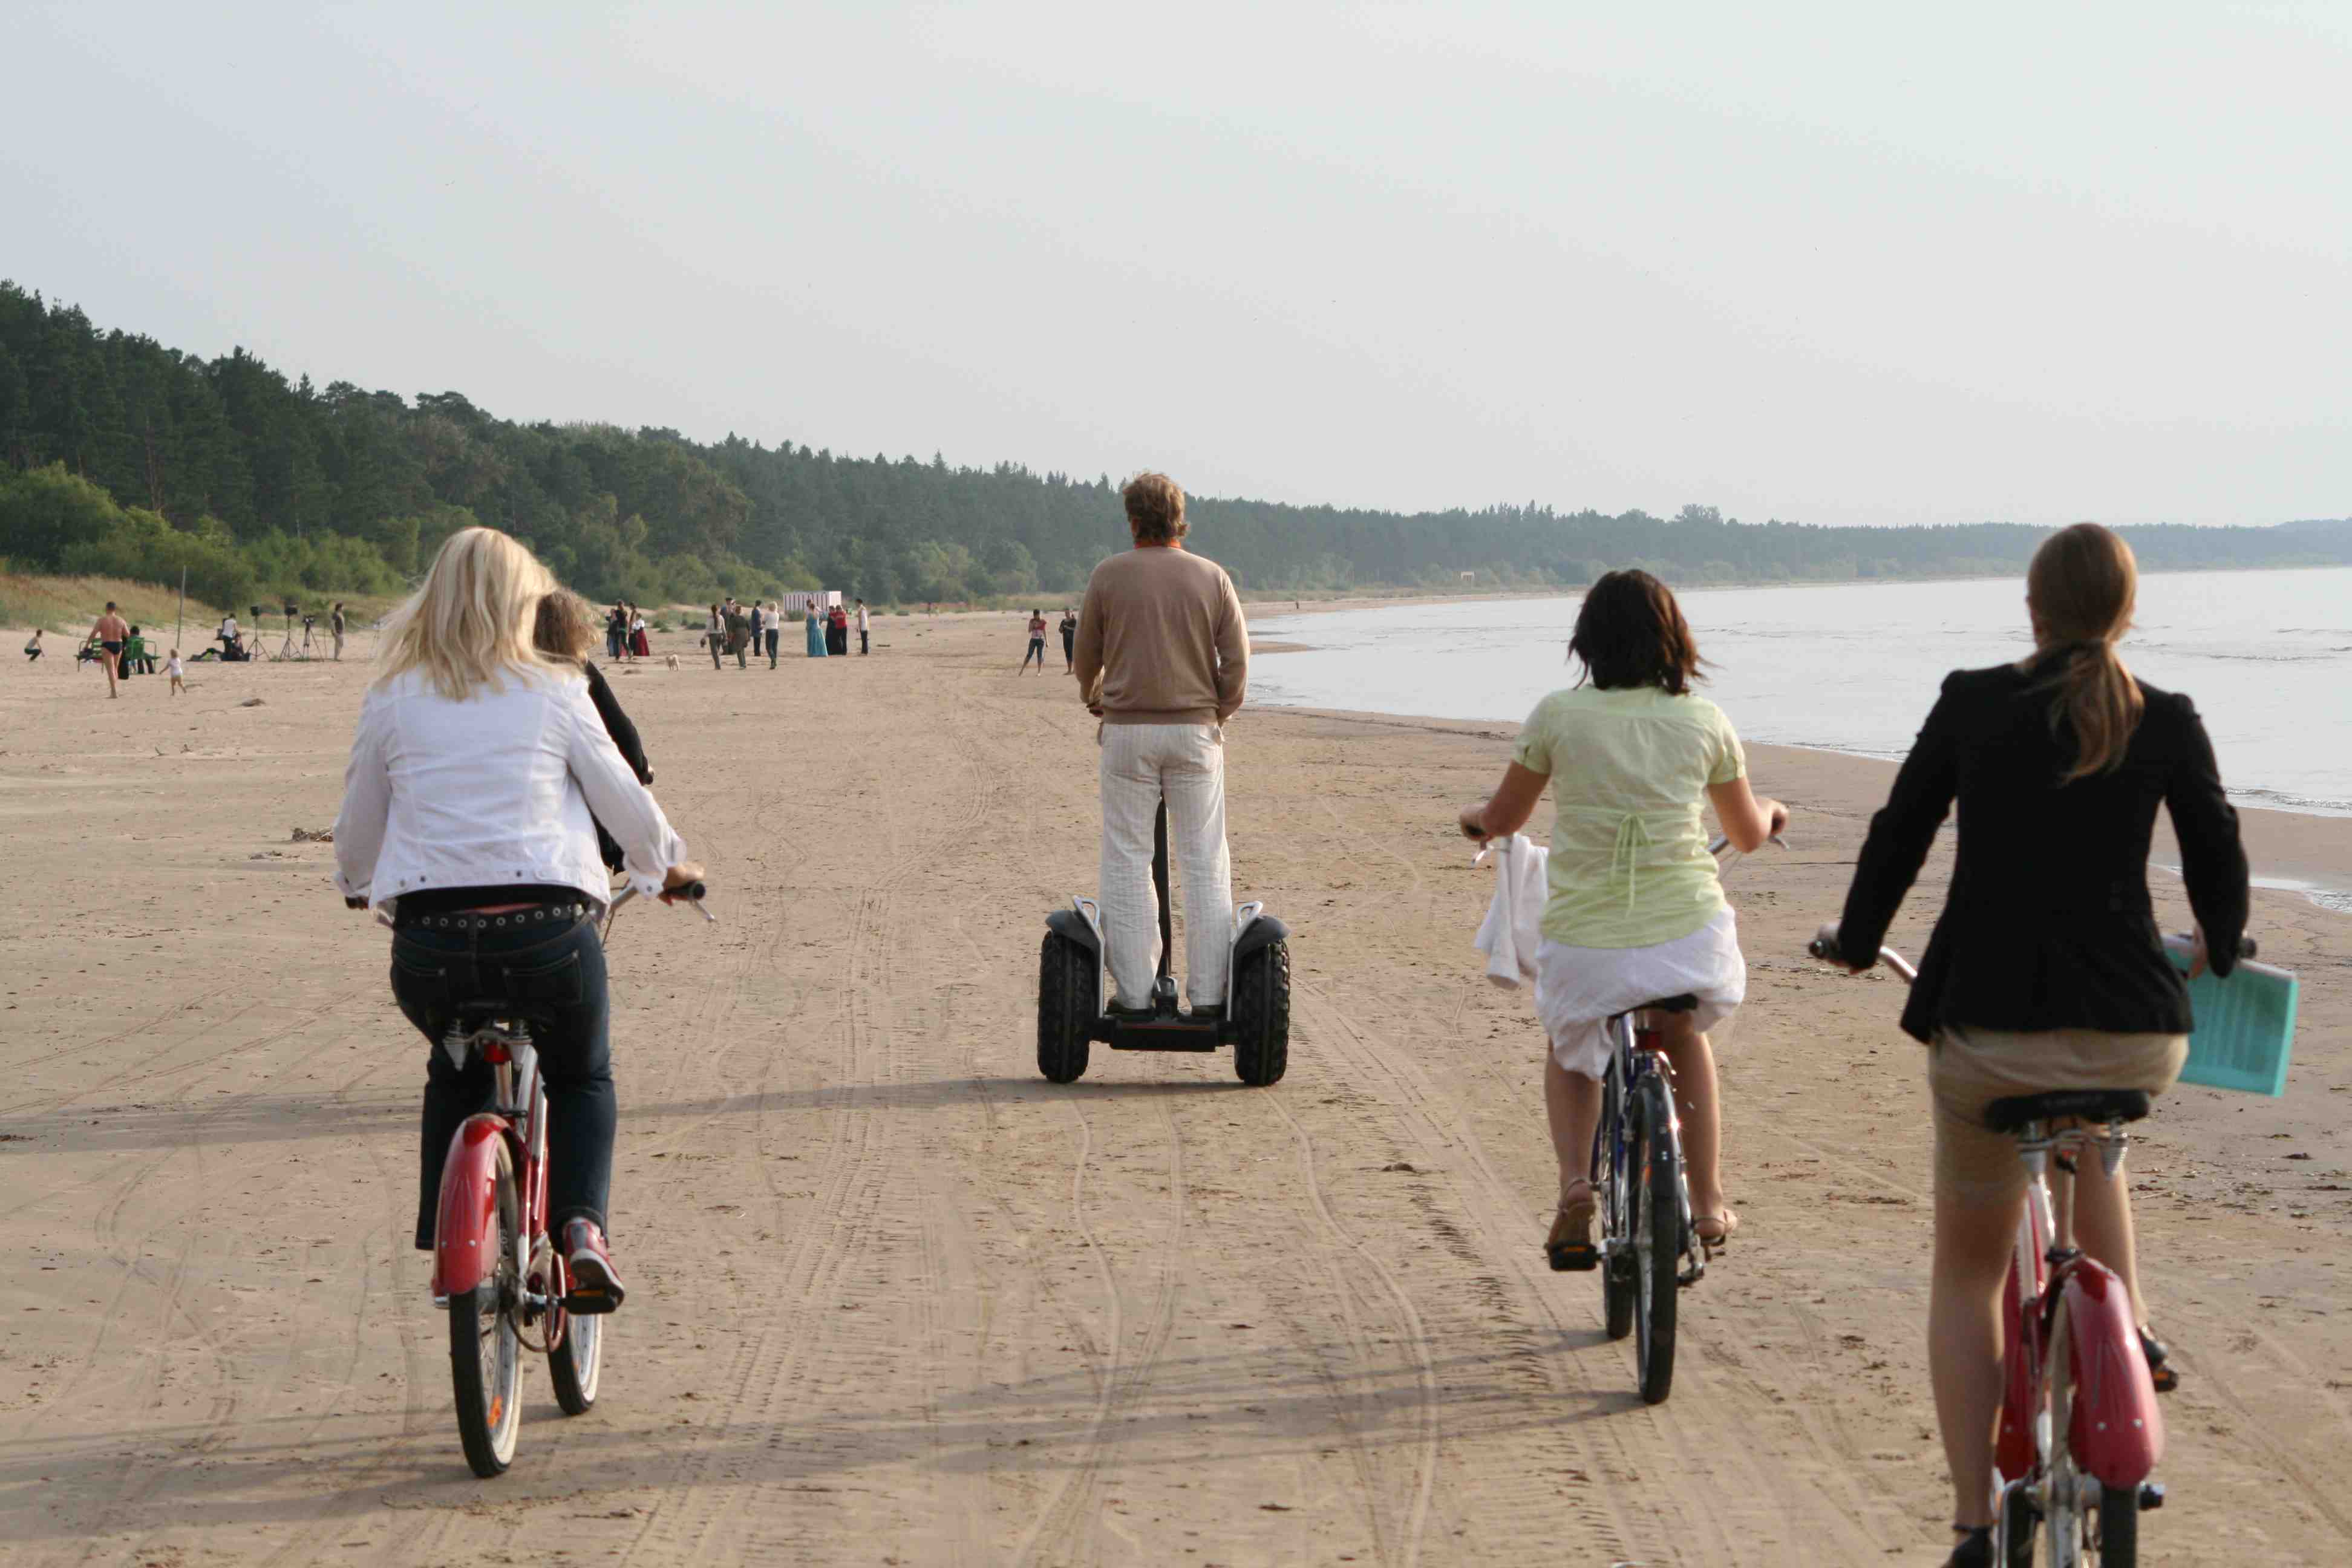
[2163, 936, 2298, 1097]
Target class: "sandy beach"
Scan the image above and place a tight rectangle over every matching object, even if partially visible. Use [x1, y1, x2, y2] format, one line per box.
[2, 612, 2346, 1567]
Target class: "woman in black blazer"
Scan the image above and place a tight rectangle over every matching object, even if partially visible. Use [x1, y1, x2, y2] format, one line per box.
[1829, 524, 2247, 1566]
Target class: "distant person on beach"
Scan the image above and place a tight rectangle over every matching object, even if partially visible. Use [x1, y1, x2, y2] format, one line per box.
[606, 603, 627, 661]
[748, 601, 766, 667]
[24, 628, 41, 662]
[90, 603, 129, 698]
[1074, 472, 1249, 1018]
[1457, 569, 1786, 1275]
[331, 603, 347, 661]
[630, 606, 650, 659]
[1058, 608, 1077, 672]
[1824, 523, 2247, 1563]
[855, 599, 871, 656]
[166, 648, 185, 694]
[805, 604, 828, 659]
[129, 626, 156, 675]
[705, 603, 725, 670]
[725, 599, 751, 668]
[827, 603, 849, 656]
[765, 602, 783, 666]
[1021, 609, 1048, 673]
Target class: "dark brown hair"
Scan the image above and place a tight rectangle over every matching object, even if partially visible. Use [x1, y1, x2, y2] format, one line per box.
[532, 588, 597, 662]
[2027, 523, 2143, 782]
[1122, 471, 1187, 543]
[1570, 570, 1703, 695]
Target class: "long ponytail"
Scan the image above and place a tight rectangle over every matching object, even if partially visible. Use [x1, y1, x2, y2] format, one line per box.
[2026, 523, 2144, 782]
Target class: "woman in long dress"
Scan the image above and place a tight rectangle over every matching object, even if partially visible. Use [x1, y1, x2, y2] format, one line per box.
[805, 604, 828, 658]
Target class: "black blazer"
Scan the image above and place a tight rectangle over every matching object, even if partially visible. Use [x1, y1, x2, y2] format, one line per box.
[1835, 655, 2248, 1044]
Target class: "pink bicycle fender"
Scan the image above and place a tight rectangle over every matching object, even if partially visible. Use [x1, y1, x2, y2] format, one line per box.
[2062, 1259, 2164, 1486]
[431, 1116, 509, 1300]
[1994, 1267, 2037, 1481]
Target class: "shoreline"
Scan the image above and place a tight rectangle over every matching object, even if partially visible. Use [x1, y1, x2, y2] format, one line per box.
[1256, 701, 2352, 913]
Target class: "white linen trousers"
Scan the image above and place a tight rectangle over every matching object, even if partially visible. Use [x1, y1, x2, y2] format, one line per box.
[1099, 722, 1233, 1008]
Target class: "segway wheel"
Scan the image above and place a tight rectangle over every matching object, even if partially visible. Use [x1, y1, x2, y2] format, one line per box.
[1230, 938, 1291, 1086]
[1037, 932, 1095, 1083]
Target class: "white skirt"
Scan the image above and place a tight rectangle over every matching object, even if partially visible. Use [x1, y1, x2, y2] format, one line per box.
[1533, 908, 1746, 1079]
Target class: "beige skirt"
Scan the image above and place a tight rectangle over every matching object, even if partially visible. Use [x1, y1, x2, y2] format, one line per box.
[1930, 1025, 2189, 1201]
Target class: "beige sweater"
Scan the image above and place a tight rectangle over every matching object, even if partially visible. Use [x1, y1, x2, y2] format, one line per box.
[1074, 545, 1248, 725]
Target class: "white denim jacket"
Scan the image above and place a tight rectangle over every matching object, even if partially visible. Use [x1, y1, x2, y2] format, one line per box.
[333, 666, 686, 912]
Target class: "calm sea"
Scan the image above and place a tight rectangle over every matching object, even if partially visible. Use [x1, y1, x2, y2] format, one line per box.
[1251, 567, 2352, 823]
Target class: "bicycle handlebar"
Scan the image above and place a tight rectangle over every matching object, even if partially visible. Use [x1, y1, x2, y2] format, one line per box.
[1808, 926, 2250, 984]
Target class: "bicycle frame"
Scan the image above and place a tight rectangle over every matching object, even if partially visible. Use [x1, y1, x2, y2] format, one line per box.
[430, 1021, 572, 1353]
[1592, 1010, 1700, 1287]
[1996, 1117, 2164, 1526]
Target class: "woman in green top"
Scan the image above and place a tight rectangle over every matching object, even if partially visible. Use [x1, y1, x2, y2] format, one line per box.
[1460, 571, 1788, 1270]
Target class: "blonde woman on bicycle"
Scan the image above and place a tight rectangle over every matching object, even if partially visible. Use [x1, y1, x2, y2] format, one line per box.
[1460, 570, 1787, 1271]
[1827, 523, 2247, 1567]
[335, 527, 702, 1312]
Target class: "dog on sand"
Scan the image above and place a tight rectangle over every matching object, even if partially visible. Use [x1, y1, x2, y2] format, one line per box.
[663, 653, 679, 670]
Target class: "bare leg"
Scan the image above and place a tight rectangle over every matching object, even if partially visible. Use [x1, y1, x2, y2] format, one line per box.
[1656, 1018, 1725, 1220]
[2070, 1155, 2148, 1325]
[1544, 1050, 1602, 1203]
[1930, 1183, 2020, 1529]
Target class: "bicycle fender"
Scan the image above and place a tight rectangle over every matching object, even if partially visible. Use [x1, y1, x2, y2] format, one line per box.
[431, 1116, 511, 1301]
[2060, 1259, 2164, 1486]
[1232, 913, 1290, 964]
[1994, 1266, 2037, 1483]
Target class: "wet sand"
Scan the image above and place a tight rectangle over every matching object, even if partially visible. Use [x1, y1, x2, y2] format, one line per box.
[1, 613, 2345, 1566]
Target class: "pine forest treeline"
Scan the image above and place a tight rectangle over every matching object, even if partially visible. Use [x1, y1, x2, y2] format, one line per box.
[2, 281, 2345, 615]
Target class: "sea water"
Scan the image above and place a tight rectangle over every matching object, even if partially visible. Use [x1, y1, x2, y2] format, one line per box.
[1250, 566, 2352, 819]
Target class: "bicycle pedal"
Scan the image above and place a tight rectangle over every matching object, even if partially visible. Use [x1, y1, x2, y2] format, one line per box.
[563, 1289, 621, 1316]
[2138, 1483, 2165, 1512]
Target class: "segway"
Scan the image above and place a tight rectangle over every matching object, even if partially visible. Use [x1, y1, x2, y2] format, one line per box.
[1037, 799, 1291, 1086]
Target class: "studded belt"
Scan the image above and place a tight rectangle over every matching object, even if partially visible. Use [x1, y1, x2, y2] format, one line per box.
[395, 902, 590, 932]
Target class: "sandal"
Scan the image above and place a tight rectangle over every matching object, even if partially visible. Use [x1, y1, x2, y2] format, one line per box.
[2139, 1325, 2178, 1393]
[1693, 1209, 1739, 1258]
[1546, 1181, 1599, 1273]
[1944, 1524, 1994, 1568]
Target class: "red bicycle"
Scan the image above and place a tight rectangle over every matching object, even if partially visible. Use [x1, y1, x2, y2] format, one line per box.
[416, 880, 709, 1477]
[1810, 930, 2218, 1567]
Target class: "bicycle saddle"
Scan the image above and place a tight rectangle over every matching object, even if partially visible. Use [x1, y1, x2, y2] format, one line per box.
[1638, 994, 1699, 1014]
[1983, 1088, 2151, 1134]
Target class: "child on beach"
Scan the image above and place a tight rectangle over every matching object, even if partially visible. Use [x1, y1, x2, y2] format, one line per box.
[1457, 569, 1788, 1272]
[166, 648, 186, 694]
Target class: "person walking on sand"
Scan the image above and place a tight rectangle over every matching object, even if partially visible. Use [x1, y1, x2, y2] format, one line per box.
[1074, 472, 1249, 1020]
[1822, 524, 2247, 1568]
[331, 602, 347, 661]
[629, 606, 650, 661]
[1059, 607, 1077, 673]
[765, 602, 782, 667]
[166, 648, 185, 694]
[856, 599, 871, 656]
[725, 599, 752, 668]
[748, 600, 766, 668]
[1455, 569, 1786, 1276]
[89, 603, 129, 698]
[1021, 609, 1048, 673]
[705, 604, 725, 670]
[23, 628, 41, 662]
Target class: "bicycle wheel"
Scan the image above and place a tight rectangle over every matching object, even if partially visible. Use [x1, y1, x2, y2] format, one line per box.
[549, 1300, 603, 1416]
[1631, 1073, 1680, 1405]
[449, 1146, 524, 1477]
[2090, 1484, 2137, 1565]
[1599, 1066, 1635, 1341]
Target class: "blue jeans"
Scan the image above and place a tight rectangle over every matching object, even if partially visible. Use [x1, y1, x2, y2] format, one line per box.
[390, 915, 614, 1250]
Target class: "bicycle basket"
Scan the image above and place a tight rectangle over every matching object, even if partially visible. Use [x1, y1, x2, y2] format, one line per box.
[2164, 938, 2298, 1097]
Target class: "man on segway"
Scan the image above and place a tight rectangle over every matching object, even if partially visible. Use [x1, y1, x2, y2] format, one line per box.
[1073, 472, 1250, 1021]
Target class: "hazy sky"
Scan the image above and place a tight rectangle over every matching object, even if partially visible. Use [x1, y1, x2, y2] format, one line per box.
[7, 2, 2346, 527]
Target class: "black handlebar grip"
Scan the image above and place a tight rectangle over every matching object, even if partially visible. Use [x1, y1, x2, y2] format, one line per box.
[668, 881, 707, 902]
[2239, 935, 2258, 959]
[1806, 936, 1837, 961]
